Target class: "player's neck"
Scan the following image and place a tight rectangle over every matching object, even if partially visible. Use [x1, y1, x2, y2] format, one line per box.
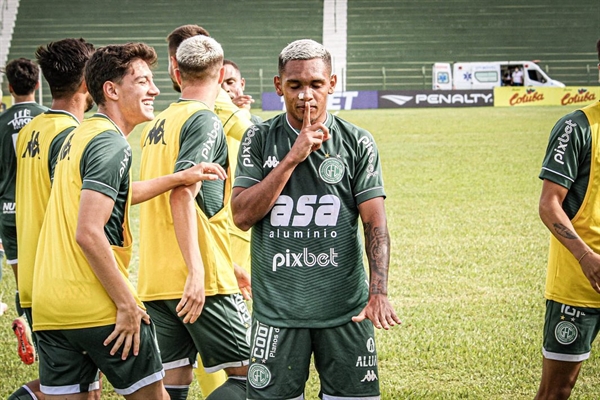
[50, 96, 85, 122]
[180, 81, 219, 109]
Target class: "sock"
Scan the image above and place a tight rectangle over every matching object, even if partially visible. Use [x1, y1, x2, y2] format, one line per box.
[8, 385, 37, 400]
[205, 377, 246, 400]
[15, 291, 24, 316]
[165, 385, 189, 400]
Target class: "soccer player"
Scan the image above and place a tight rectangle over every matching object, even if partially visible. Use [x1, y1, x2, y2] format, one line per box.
[164, 24, 254, 396]
[534, 39, 600, 400]
[0, 58, 46, 300]
[0, 57, 47, 365]
[138, 35, 250, 400]
[221, 59, 263, 125]
[231, 39, 401, 399]
[10, 37, 96, 400]
[30, 42, 225, 400]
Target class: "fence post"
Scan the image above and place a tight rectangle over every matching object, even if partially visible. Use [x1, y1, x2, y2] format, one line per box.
[422, 66, 426, 89]
[382, 67, 386, 90]
[259, 68, 263, 108]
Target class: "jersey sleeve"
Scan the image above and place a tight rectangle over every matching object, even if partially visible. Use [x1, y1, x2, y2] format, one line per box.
[80, 131, 132, 201]
[48, 126, 76, 181]
[539, 110, 591, 189]
[352, 129, 386, 205]
[175, 110, 223, 173]
[233, 124, 265, 189]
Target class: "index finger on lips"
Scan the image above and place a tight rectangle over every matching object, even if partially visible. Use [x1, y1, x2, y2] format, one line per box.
[302, 101, 311, 130]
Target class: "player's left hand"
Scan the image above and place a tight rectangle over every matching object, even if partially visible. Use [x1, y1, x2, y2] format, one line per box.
[352, 293, 401, 330]
[232, 94, 255, 109]
[179, 162, 227, 185]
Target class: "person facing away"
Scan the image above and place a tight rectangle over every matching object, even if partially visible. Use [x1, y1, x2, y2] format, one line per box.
[535, 38, 600, 400]
[0, 57, 47, 318]
[231, 38, 401, 399]
[138, 35, 250, 400]
[10, 37, 97, 400]
[164, 25, 253, 398]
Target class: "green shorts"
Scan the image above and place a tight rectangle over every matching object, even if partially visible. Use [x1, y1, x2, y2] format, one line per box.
[145, 293, 251, 372]
[0, 218, 17, 263]
[36, 322, 164, 396]
[247, 318, 380, 399]
[542, 300, 600, 362]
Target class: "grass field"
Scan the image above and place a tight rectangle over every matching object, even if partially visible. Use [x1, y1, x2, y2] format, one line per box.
[2, 105, 600, 399]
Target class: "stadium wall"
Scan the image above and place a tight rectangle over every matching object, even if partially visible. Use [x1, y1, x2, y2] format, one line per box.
[4, 0, 599, 111]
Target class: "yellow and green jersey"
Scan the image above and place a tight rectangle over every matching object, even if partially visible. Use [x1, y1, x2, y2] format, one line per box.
[15, 110, 78, 308]
[32, 114, 139, 330]
[540, 102, 600, 307]
[234, 113, 386, 328]
[138, 100, 238, 302]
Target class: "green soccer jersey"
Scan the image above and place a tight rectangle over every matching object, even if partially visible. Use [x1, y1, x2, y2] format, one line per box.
[0, 102, 47, 222]
[234, 113, 386, 328]
[174, 108, 228, 218]
[539, 109, 592, 219]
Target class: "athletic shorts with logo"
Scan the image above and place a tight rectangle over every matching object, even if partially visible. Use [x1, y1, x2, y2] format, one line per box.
[36, 322, 164, 396]
[542, 299, 600, 362]
[247, 318, 380, 400]
[145, 293, 251, 372]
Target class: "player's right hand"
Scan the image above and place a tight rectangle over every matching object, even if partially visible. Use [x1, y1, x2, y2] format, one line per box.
[104, 305, 150, 360]
[176, 274, 206, 324]
[289, 100, 329, 163]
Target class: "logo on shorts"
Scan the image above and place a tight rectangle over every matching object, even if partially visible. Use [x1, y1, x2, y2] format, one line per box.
[366, 337, 375, 353]
[361, 370, 378, 382]
[248, 363, 271, 389]
[555, 321, 578, 345]
[319, 156, 345, 184]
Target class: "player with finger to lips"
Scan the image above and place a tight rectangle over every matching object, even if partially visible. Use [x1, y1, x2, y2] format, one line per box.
[232, 39, 400, 399]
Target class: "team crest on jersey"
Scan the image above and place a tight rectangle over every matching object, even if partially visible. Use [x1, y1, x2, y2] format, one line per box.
[555, 321, 577, 345]
[248, 363, 271, 389]
[319, 155, 345, 184]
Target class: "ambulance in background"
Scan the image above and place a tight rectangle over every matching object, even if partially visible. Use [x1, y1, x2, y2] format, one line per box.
[432, 61, 565, 90]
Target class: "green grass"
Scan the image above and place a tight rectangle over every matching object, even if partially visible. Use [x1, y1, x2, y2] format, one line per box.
[3, 105, 600, 399]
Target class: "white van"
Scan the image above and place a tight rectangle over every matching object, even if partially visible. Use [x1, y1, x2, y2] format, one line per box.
[432, 61, 565, 90]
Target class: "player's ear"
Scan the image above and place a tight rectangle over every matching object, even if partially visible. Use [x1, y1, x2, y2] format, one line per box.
[218, 66, 225, 85]
[104, 81, 119, 101]
[328, 74, 337, 94]
[274, 76, 283, 96]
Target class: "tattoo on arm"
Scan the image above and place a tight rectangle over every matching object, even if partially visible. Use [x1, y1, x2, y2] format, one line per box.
[553, 223, 578, 240]
[363, 222, 391, 295]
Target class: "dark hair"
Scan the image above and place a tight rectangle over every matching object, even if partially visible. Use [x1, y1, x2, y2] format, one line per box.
[597, 38, 600, 61]
[223, 59, 240, 72]
[167, 24, 210, 56]
[85, 42, 157, 106]
[5, 58, 39, 95]
[36, 38, 95, 99]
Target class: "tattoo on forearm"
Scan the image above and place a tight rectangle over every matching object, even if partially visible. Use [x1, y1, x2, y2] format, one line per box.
[553, 223, 578, 240]
[363, 222, 391, 295]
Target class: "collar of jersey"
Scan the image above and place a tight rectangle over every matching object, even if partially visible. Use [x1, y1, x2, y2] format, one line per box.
[47, 109, 80, 123]
[286, 112, 331, 135]
[92, 113, 125, 137]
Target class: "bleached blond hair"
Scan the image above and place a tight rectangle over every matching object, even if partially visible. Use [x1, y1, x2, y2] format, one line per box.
[176, 35, 223, 81]
[278, 39, 331, 75]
